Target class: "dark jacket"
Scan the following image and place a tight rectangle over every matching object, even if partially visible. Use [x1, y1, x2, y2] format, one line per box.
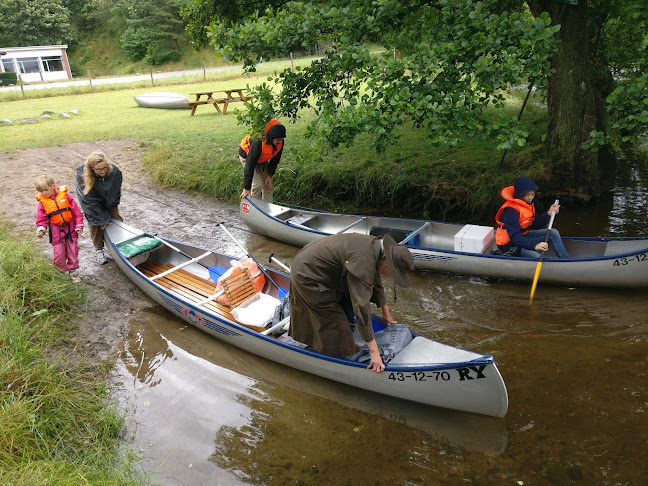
[75, 164, 123, 226]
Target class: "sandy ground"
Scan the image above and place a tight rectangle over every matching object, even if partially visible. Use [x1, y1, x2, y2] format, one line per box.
[0, 139, 242, 363]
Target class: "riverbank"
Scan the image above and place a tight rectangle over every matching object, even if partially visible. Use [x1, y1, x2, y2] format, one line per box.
[0, 221, 141, 485]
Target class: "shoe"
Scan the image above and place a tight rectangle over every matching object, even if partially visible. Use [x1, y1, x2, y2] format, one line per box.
[95, 248, 109, 264]
[68, 270, 81, 283]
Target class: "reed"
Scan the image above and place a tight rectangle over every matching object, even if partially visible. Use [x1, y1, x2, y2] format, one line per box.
[0, 222, 142, 485]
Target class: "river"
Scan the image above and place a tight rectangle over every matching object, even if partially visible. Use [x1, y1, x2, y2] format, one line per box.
[114, 152, 648, 485]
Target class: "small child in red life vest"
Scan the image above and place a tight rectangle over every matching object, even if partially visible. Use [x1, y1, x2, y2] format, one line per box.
[35, 176, 84, 282]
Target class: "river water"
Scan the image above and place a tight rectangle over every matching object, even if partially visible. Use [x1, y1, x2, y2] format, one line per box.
[114, 153, 648, 485]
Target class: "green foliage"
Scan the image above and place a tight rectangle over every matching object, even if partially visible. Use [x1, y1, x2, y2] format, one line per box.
[606, 72, 648, 145]
[0, 72, 18, 86]
[0, 221, 141, 485]
[0, 0, 76, 46]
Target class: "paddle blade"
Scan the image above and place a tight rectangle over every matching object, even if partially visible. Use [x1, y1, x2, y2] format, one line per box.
[529, 262, 543, 303]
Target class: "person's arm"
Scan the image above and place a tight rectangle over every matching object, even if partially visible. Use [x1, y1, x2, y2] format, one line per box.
[243, 140, 262, 190]
[500, 208, 543, 250]
[35, 203, 48, 235]
[67, 195, 84, 234]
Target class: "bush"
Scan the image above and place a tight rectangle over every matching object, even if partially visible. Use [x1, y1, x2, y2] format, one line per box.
[0, 71, 18, 86]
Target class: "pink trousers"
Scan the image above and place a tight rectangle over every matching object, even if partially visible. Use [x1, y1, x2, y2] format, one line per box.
[52, 236, 79, 273]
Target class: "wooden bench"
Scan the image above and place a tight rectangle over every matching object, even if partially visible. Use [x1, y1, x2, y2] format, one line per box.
[138, 261, 267, 332]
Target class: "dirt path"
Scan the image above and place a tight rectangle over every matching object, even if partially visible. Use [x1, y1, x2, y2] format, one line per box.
[0, 139, 243, 363]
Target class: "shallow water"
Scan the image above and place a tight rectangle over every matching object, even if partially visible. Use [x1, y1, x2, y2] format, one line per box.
[114, 154, 648, 485]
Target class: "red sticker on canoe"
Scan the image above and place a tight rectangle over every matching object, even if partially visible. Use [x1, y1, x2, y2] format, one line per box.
[241, 202, 249, 214]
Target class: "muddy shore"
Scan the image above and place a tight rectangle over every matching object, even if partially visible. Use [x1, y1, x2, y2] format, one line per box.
[0, 139, 241, 364]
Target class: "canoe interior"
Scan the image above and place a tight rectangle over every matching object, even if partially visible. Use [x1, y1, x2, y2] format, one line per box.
[260, 200, 648, 258]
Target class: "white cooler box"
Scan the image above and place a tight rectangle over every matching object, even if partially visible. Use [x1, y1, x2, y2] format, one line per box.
[454, 225, 495, 253]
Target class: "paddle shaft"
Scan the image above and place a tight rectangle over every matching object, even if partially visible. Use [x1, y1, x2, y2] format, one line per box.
[529, 199, 559, 303]
[216, 222, 285, 295]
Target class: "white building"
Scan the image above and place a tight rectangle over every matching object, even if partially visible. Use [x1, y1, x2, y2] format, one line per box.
[0, 45, 72, 83]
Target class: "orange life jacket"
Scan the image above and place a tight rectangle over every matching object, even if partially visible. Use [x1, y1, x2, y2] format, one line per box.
[36, 186, 73, 227]
[495, 185, 536, 245]
[239, 119, 284, 164]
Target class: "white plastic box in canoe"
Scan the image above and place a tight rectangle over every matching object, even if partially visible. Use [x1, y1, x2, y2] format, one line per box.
[134, 92, 191, 109]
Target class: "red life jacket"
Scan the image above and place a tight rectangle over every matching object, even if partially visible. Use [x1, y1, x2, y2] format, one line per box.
[239, 119, 284, 163]
[495, 185, 536, 245]
[36, 186, 73, 226]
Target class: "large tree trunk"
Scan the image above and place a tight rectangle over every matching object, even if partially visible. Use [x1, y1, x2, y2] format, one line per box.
[529, 0, 614, 203]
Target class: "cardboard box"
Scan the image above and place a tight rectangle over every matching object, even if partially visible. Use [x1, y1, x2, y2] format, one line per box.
[454, 225, 495, 253]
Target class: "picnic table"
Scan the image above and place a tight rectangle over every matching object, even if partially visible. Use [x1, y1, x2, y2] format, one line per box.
[185, 88, 251, 116]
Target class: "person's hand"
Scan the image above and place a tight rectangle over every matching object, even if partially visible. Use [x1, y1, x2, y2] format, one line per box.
[36, 230, 44, 238]
[366, 340, 385, 373]
[382, 304, 397, 325]
[240, 188, 251, 199]
[548, 203, 560, 215]
[535, 242, 549, 252]
[264, 175, 273, 189]
[100, 221, 111, 230]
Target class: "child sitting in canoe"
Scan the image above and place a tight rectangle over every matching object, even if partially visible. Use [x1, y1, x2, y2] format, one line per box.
[35, 176, 84, 282]
[495, 176, 569, 259]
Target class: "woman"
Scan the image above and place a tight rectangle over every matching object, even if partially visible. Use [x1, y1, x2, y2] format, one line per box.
[75, 151, 123, 264]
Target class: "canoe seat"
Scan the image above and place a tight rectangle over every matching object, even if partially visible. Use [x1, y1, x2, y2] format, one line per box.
[220, 267, 257, 308]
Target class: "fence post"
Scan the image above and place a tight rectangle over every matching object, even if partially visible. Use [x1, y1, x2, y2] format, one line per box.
[150, 66, 154, 86]
[19, 74, 25, 97]
[203, 62, 206, 81]
[87, 70, 93, 89]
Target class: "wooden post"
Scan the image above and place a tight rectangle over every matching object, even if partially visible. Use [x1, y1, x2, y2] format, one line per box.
[150, 66, 154, 86]
[87, 70, 93, 89]
[203, 62, 206, 81]
[19, 74, 25, 97]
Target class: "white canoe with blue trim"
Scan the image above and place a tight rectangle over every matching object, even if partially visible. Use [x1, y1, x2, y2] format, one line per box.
[240, 196, 648, 288]
[104, 219, 508, 417]
[133, 92, 191, 109]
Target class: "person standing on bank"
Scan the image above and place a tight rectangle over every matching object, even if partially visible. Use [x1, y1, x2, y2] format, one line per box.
[495, 176, 569, 259]
[239, 118, 286, 200]
[288, 234, 415, 373]
[75, 151, 123, 264]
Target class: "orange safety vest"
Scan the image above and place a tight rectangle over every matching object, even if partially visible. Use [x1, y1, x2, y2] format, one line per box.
[239, 119, 284, 164]
[495, 186, 536, 245]
[36, 186, 73, 226]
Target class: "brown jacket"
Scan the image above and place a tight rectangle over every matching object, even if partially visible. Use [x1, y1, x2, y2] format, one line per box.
[288, 234, 387, 357]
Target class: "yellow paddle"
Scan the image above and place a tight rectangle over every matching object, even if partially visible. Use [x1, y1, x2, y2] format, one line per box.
[530, 199, 559, 303]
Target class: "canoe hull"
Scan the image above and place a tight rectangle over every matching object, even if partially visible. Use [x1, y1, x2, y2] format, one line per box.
[134, 92, 191, 109]
[105, 220, 508, 417]
[240, 197, 648, 288]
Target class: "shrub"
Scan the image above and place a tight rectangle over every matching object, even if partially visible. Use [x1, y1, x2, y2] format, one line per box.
[0, 71, 18, 85]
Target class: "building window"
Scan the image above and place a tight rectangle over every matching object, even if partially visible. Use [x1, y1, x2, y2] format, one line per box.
[42, 56, 64, 72]
[1, 59, 16, 73]
[17, 57, 41, 74]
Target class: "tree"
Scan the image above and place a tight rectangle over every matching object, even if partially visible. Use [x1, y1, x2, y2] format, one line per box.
[181, 0, 647, 201]
[0, 0, 75, 46]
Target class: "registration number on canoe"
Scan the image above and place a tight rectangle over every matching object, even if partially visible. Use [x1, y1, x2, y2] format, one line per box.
[612, 253, 647, 266]
[388, 365, 487, 383]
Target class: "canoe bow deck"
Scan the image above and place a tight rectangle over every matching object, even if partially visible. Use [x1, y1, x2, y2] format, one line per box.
[240, 197, 648, 288]
[104, 220, 508, 417]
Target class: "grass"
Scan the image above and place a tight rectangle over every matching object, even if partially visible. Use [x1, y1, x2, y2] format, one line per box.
[0, 59, 550, 221]
[0, 221, 142, 485]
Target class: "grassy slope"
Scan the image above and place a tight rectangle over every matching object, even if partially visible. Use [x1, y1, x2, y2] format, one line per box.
[0, 60, 550, 222]
[0, 222, 140, 485]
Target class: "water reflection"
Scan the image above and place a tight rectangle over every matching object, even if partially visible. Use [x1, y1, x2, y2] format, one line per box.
[115, 306, 510, 485]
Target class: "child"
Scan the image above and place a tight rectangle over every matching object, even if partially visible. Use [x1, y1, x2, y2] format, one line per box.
[35, 176, 84, 282]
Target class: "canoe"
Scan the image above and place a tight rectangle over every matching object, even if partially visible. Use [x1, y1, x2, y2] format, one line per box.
[240, 196, 648, 288]
[104, 219, 509, 417]
[133, 92, 191, 109]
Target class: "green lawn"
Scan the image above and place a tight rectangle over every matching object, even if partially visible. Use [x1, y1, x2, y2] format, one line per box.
[0, 60, 550, 220]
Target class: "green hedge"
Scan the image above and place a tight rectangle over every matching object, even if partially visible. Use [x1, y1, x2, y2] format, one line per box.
[0, 71, 18, 85]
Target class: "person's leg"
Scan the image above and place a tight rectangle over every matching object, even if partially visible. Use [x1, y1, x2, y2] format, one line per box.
[89, 224, 104, 249]
[66, 236, 80, 271]
[51, 242, 70, 272]
[109, 206, 123, 222]
[520, 247, 541, 259]
[252, 162, 270, 200]
[546, 228, 569, 258]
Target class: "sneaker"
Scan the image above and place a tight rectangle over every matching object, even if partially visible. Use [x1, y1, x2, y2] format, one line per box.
[68, 270, 81, 283]
[95, 248, 109, 264]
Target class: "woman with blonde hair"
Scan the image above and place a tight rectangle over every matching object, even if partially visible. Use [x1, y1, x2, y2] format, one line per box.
[75, 151, 123, 264]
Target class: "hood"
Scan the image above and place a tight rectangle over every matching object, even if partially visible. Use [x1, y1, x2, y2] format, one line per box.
[513, 176, 538, 199]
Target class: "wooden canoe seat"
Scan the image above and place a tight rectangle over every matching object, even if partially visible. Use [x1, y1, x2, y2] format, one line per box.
[220, 266, 257, 308]
[137, 261, 265, 332]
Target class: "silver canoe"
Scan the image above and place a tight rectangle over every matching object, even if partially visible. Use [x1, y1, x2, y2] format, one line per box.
[133, 91, 191, 109]
[240, 196, 648, 288]
[104, 219, 508, 417]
